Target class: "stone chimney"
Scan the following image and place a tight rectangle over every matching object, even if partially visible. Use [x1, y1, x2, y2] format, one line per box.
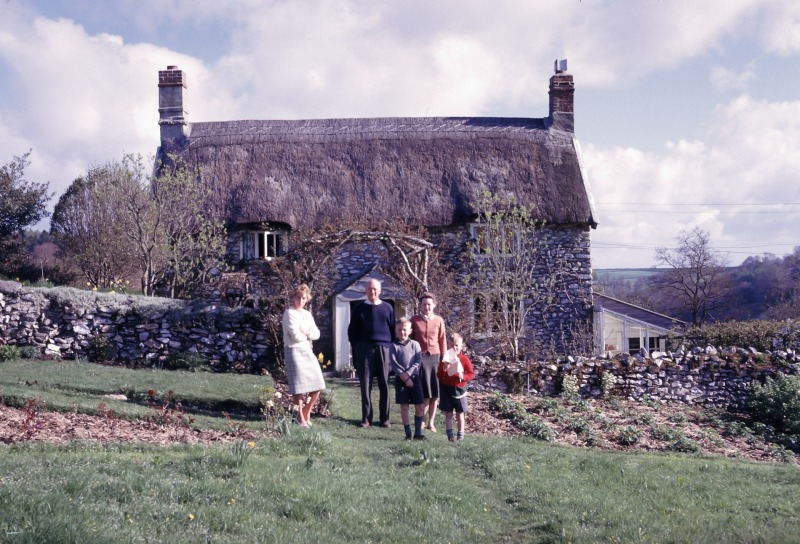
[158, 65, 188, 144]
[547, 59, 574, 132]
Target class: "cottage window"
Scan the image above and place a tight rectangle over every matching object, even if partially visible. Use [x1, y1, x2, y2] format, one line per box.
[239, 231, 286, 261]
[473, 293, 519, 335]
[470, 223, 517, 255]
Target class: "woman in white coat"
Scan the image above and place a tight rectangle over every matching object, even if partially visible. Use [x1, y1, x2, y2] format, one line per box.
[283, 284, 325, 427]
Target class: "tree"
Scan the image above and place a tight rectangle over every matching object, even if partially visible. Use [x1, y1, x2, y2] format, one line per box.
[468, 191, 583, 362]
[51, 154, 227, 297]
[652, 227, 731, 325]
[0, 151, 51, 277]
[51, 166, 139, 288]
[152, 159, 229, 298]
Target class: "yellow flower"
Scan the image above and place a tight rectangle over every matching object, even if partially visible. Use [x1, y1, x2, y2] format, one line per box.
[318, 352, 324, 363]
[187, 514, 195, 521]
[86, 282, 91, 286]
[92, 287, 97, 292]
[274, 391, 282, 399]
[248, 441, 255, 448]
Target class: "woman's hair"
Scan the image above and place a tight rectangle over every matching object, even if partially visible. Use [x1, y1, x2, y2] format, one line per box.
[451, 332, 463, 344]
[396, 316, 411, 330]
[292, 284, 311, 300]
[418, 292, 436, 304]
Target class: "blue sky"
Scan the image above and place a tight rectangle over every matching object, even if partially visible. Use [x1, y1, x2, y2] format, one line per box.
[1, 0, 799, 269]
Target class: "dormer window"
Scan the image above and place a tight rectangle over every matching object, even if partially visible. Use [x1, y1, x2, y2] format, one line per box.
[239, 230, 287, 261]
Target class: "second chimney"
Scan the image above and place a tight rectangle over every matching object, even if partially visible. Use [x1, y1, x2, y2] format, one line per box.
[548, 59, 574, 133]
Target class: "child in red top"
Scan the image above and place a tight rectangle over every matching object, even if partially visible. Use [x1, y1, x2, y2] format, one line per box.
[436, 333, 475, 442]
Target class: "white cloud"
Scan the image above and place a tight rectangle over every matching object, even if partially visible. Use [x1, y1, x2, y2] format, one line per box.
[709, 63, 756, 92]
[586, 93, 800, 268]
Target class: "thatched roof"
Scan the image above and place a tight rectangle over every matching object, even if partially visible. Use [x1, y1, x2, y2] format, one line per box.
[159, 116, 597, 230]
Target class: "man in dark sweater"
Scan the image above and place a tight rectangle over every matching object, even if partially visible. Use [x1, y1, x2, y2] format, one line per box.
[348, 278, 395, 427]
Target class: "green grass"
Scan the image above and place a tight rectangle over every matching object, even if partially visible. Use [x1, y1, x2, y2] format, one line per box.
[0, 359, 270, 429]
[2, 359, 800, 543]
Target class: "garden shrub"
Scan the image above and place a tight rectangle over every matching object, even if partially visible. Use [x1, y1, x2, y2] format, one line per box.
[668, 436, 702, 453]
[747, 373, 800, 434]
[688, 319, 800, 353]
[87, 334, 113, 362]
[164, 351, 209, 371]
[19, 346, 40, 359]
[0, 345, 20, 361]
[617, 425, 642, 446]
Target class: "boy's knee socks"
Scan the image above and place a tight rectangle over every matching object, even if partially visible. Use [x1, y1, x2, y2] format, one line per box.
[413, 415, 424, 437]
[446, 428, 454, 440]
[404, 424, 412, 439]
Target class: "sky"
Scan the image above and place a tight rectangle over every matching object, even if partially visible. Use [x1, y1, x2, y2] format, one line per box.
[1, 0, 799, 270]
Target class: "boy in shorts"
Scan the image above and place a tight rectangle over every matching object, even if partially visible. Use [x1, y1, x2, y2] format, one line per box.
[436, 333, 475, 442]
[390, 317, 426, 440]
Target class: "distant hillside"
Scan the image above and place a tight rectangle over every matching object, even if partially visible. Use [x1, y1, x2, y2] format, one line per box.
[594, 268, 663, 286]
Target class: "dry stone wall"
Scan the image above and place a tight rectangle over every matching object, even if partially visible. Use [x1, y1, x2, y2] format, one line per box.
[0, 281, 272, 371]
[475, 347, 800, 406]
[5, 280, 796, 406]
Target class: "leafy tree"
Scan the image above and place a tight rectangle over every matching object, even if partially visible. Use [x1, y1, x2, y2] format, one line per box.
[51, 165, 139, 288]
[652, 227, 731, 325]
[0, 151, 51, 277]
[52, 154, 227, 297]
[152, 158, 228, 298]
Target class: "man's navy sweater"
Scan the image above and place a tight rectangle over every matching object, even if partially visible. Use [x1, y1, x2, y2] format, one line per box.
[348, 301, 395, 347]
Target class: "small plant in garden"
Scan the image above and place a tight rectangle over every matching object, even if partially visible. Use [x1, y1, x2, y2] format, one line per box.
[617, 425, 642, 446]
[259, 385, 291, 435]
[489, 392, 558, 441]
[165, 351, 209, 371]
[416, 448, 438, 469]
[668, 435, 702, 453]
[231, 440, 256, 468]
[314, 387, 335, 417]
[651, 424, 680, 442]
[19, 346, 40, 359]
[747, 373, 800, 434]
[97, 402, 117, 430]
[601, 371, 617, 399]
[144, 389, 195, 440]
[560, 374, 580, 400]
[667, 412, 689, 424]
[222, 411, 251, 438]
[0, 345, 20, 362]
[87, 334, 113, 362]
[18, 397, 47, 440]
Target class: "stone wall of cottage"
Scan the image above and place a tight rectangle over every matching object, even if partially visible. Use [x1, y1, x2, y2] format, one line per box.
[209, 223, 594, 358]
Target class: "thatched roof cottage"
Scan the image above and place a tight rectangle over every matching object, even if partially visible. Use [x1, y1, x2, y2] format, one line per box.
[155, 63, 598, 367]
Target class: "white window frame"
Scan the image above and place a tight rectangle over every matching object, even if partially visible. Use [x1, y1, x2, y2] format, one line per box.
[238, 230, 287, 261]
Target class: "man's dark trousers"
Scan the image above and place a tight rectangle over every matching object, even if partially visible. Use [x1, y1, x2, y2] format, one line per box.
[353, 341, 390, 425]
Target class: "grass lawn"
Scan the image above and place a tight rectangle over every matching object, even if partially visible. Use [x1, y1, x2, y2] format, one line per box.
[2, 359, 800, 543]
